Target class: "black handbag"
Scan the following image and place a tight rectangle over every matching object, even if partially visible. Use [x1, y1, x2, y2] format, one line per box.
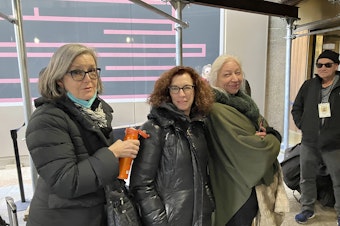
[105, 179, 141, 226]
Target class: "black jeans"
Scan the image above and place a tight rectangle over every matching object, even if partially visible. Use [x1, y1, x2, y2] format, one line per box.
[225, 188, 258, 226]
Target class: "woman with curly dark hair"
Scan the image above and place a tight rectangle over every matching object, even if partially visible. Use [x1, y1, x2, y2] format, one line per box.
[130, 66, 215, 226]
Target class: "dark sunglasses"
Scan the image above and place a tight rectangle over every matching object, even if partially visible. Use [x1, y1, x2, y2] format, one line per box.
[315, 63, 334, 68]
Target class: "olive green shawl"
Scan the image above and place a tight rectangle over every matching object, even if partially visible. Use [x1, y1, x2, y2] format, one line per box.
[206, 97, 280, 226]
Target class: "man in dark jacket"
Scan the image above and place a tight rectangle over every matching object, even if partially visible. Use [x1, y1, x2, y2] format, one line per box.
[291, 50, 340, 225]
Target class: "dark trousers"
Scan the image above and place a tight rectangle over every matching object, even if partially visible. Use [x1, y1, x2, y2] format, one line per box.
[225, 188, 258, 226]
[300, 143, 340, 217]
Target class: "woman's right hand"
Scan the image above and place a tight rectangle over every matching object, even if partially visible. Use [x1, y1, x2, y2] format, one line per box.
[108, 139, 140, 159]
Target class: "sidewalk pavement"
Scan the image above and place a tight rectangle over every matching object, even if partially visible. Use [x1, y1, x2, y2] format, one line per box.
[0, 166, 337, 226]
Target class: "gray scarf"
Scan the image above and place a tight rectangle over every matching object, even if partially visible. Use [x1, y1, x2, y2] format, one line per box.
[75, 102, 107, 128]
[213, 88, 260, 126]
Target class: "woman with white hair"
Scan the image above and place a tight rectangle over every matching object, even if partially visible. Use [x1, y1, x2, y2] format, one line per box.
[205, 54, 288, 226]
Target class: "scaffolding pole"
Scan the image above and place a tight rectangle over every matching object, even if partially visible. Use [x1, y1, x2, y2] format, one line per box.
[10, 0, 38, 191]
[172, 0, 186, 66]
[129, 0, 189, 65]
[283, 17, 296, 150]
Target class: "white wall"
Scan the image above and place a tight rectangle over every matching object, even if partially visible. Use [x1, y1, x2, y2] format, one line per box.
[220, 10, 269, 114]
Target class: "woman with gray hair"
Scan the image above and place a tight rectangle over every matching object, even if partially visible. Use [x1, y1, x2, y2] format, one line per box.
[206, 54, 288, 226]
[25, 43, 140, 226]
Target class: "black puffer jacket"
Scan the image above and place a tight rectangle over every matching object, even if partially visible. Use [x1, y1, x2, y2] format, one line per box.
[291, 74, 340, 151]
[25, 96, 119, 226]
[130, 103, 214, 226]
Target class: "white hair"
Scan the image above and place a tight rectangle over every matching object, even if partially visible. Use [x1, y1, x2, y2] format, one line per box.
[207, 54, 246, 94]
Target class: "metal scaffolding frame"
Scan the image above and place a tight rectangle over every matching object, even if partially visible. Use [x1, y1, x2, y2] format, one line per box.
[129, 0, 189, 65]
[293, 16, 340, 38]
[131, 0, 298, 151]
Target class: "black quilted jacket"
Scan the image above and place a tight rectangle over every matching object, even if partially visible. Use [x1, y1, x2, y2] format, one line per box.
[26, 96, 118, 226]
[130, 103, 214, 226]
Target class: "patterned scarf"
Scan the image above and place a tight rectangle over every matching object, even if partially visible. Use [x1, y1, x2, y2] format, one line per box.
[75, 102, 107, 128]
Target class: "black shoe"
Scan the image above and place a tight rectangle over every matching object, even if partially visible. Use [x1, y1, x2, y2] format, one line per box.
[295, 210, 315, 224]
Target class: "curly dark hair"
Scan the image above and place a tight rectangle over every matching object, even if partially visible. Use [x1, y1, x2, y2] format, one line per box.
[148, 66, 214, 116]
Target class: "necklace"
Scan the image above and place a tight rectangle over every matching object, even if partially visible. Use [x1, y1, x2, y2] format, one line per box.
[322, 77, 335, 88]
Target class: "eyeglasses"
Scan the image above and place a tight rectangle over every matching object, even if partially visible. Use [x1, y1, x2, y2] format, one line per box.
[316, 63, 334, 68]
[67, 68, 101, 81]
[168, 85, 195, 94]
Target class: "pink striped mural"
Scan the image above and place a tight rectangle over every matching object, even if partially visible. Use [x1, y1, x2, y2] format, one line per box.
[0, 0, 219, 104]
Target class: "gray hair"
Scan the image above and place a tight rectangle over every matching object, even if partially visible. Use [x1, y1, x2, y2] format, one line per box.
[38, 43, 103, 99]
[208, 54, 246, 95]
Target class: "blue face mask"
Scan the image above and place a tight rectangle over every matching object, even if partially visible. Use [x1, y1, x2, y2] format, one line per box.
[67, 92, 97, 108]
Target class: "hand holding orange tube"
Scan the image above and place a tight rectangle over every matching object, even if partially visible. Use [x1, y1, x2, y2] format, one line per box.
[118, 127, 149, 179]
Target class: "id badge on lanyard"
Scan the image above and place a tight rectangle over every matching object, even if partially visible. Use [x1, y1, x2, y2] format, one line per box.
[318, 102, 331, 118]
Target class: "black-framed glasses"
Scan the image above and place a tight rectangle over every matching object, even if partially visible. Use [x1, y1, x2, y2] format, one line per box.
[168, 85, 195, 94]
[67, 68, 101, 81]
[316, 63, 334, 68]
